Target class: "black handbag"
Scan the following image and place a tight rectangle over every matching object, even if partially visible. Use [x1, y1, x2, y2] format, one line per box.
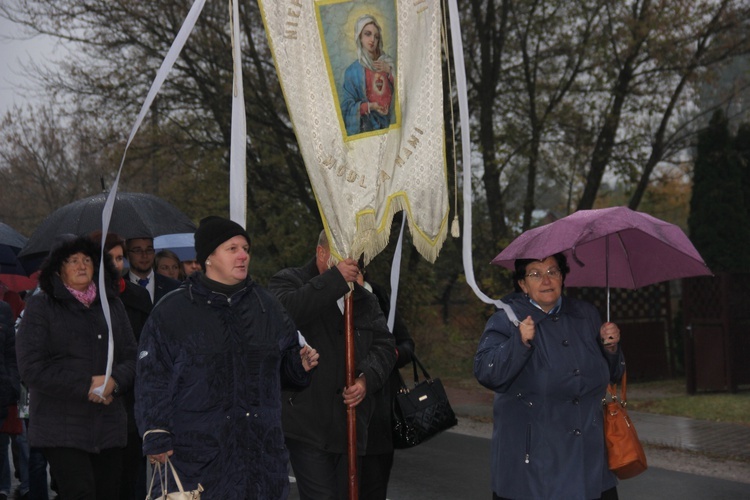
[392, 354, 458, 449]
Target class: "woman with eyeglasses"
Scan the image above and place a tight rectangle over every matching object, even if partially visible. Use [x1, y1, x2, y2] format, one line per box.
[474, 253, 625, 500]
[16, 235, 137, 499]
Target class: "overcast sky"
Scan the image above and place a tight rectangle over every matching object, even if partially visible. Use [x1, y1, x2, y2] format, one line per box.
[0, 16, 58, 115]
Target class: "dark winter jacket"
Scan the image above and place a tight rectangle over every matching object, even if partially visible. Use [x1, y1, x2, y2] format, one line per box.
[124, 271, 181, 305]
[269, 258, 397, 455]
[118, 280, 152, 435]
[474, 293, 625, 500]
[120, 280, 152, 341]
[0, 300, 18, 419]
[135, 274, 311, 500]
[16, 274, 136, 452]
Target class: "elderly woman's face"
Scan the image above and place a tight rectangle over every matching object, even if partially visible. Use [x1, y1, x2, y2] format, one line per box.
[518, 256, 563, 312]
[60, 252, 95, 292]
[360, 23, 381, 57]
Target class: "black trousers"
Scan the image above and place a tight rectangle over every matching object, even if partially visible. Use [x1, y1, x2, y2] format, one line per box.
[360, 451, 395, 500]
[493, 486, 619, 500]
[119, 431, 146, 500]
[44, 447, 122, 500]
[286, 438, 362, 500]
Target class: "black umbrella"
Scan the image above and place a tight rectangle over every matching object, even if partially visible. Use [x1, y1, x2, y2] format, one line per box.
[0, 222, 29, 276]
[19, 192, 197, 257]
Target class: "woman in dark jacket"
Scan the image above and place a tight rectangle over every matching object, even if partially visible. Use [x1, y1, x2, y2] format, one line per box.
[474, 253, 625, 500]
[16, 235, 137, 499]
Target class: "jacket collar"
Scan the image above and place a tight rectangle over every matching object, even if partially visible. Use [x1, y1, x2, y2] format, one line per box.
[184, 273, 255, 304]
[504, 292, 585, 321]
[49, 273, 115, 304]
[302, 256, 320, 278]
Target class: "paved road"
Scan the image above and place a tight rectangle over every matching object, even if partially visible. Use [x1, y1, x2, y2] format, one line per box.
[289, 429, 750, 499]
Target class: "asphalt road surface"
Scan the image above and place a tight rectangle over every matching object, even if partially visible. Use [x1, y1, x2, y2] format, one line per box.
[289, 430, 750, 499]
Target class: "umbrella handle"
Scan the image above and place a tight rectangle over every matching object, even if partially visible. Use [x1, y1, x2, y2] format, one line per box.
[606, 237, 610, 323]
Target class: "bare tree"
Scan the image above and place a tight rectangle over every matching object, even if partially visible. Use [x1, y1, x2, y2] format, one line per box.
[1, 0, 321, 275]
[0, 104, 109, 235]
[464, 0, 512, 242]
[577, 0, 750, 210]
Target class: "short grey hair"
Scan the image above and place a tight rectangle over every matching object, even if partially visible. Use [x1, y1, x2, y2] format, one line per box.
[317, 230, 329, 249]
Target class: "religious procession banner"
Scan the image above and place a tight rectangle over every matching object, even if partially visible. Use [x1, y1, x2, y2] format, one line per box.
[258, 0, 449, 263]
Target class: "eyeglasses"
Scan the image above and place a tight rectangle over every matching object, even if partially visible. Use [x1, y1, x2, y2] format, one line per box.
[128, 248, 155, 256]
[64, 257, 93, 267]
[524, 267, 562, 282]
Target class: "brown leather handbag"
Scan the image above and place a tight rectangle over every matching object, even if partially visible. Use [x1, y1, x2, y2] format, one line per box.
[603, 371, 648, 479]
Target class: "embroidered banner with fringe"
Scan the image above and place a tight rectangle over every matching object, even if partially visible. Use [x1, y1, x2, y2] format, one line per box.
[258, 0, 448, 263]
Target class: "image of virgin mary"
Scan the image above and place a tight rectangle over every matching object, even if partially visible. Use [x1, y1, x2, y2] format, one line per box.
[340, 14, 396, 136]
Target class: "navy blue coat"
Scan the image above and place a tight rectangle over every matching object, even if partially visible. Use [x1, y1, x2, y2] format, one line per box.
[135, 274, 311, 499]
[474, 293, 625, 500]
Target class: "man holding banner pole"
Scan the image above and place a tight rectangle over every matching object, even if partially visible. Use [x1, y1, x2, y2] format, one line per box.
[269, 230, 395, 499]
[260, 1, 449, 497]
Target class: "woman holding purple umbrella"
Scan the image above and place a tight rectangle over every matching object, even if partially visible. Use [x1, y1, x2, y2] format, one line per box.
[474, 252, 625, 500]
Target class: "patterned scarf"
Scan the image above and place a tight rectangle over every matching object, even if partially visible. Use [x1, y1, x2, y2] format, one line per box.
[66, 281, 98, 308]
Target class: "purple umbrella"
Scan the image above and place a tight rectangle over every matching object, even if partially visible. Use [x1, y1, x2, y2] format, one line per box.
[492, 206, 712, 320]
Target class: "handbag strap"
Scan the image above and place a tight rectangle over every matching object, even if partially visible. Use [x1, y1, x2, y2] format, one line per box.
[409, 353, 432, 385]
[147, 458, 174, 498]
[146, 459, 164, 499]
[143, 430, 186, 496]
[395, 365, 409, 393]
[165, 457, 187, 493]
[608, 370, 628, 405]
[396, 353, 433, 393]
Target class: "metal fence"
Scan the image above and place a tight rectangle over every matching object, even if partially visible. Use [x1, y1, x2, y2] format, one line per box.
[567, 282, 673, 381]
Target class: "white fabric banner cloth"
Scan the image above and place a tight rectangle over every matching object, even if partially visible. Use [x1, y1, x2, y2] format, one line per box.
[258, 0, 449, 263]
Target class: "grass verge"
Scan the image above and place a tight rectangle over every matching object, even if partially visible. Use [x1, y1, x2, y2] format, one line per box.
[627, 378, 750, 426]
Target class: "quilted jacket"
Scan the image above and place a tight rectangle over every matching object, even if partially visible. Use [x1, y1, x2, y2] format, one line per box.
[136, 274, 310, 499]
[16, 274, 136, 452]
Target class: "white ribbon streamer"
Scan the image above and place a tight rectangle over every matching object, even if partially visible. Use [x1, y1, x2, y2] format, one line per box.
[387, 218, 405, 333]
[94, 0, 208, 396]
[229, 0, 247, 227]
[447, 0, 501, 309]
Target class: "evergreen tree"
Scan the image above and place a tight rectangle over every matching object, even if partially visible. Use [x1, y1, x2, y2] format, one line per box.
[735, 122, 750, 228]
[688, 110, 750, 272]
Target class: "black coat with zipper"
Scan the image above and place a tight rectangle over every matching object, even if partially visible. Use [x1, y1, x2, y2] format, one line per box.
[269, 258, 396, 455]
[16, 274, 136, 452]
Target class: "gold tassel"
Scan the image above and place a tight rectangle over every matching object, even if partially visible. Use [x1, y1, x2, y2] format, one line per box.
[451, 215, 460, 238]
